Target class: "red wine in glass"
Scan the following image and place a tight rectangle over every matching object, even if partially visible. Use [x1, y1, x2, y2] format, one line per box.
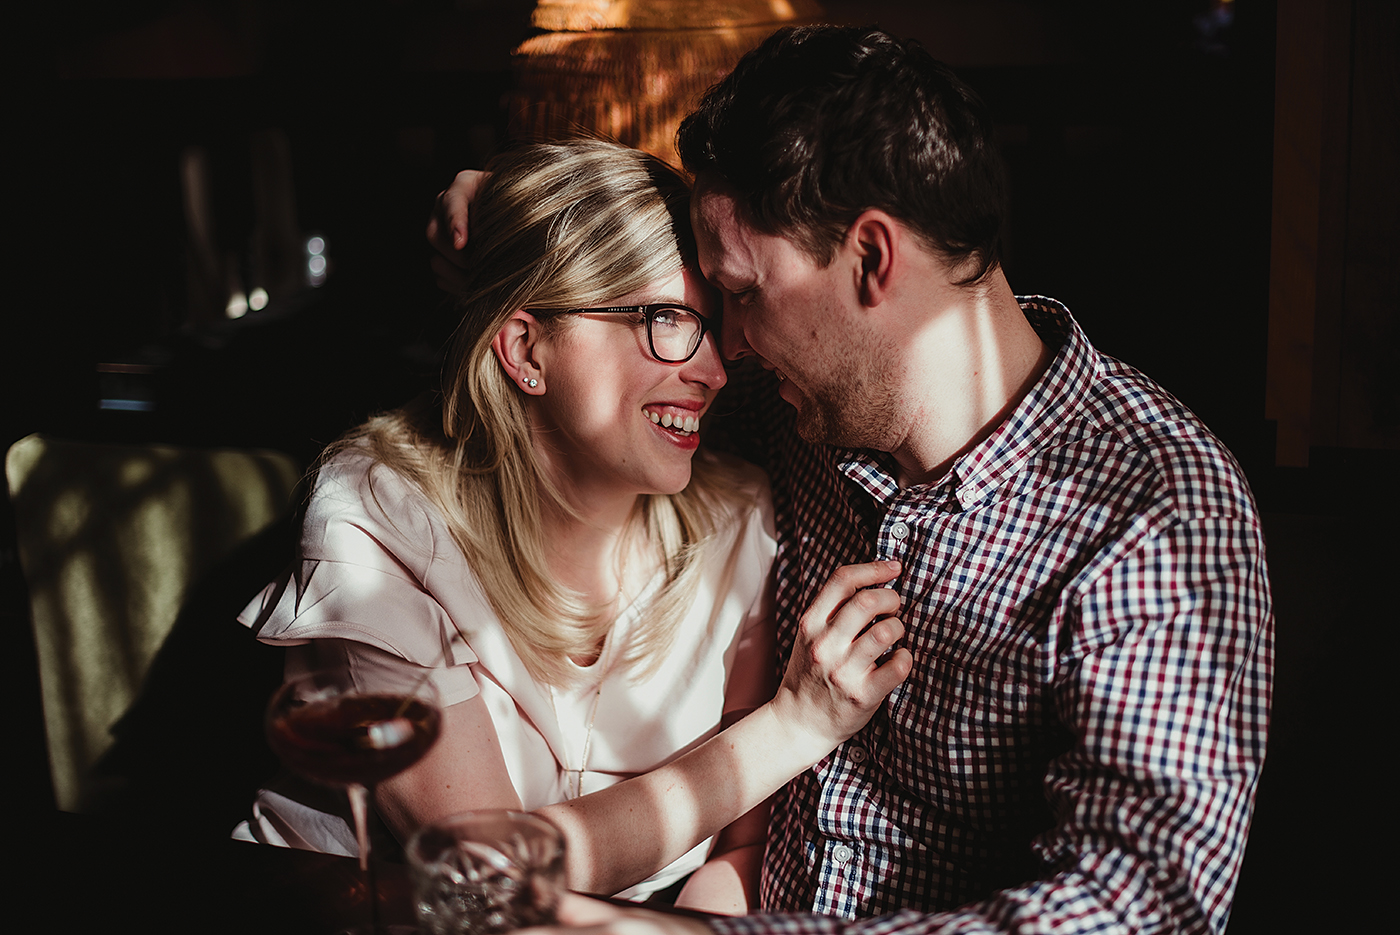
[268, 693, 442, 787]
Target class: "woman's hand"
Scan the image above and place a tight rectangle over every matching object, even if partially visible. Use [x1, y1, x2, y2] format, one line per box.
[768, 560, 912, 762]
[379, 560, 909, 900]
[426, 168, 488, 295]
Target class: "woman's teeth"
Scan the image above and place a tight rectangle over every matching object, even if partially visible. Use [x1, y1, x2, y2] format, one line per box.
[644, 409, 700, 435]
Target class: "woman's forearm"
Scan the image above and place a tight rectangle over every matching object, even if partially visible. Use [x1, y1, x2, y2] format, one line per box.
[536, 702, 828, 895]
[541, 561, 910, 895]
[379, 561, 910, 899]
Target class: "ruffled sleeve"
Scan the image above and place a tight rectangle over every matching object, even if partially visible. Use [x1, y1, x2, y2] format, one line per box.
[239, 451, 481, 705]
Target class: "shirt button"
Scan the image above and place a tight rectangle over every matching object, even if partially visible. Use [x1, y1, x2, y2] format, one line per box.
[831, 844, 854, 865]
[889, 521, 909, 540]
[848, 746, 867, 764]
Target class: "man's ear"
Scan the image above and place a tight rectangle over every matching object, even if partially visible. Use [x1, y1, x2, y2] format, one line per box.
[491, 310, 547, 394]
[848, 210, 899, 308]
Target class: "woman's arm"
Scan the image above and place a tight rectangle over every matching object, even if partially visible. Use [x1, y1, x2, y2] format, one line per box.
[671, 576, 778, 915]
[671, 800, 767, 914]
[377, 559, 912, 897]
[375, 690, 524, 829]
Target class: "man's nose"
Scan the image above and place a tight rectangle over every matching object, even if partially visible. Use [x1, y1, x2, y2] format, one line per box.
[720, 306, 751, 362]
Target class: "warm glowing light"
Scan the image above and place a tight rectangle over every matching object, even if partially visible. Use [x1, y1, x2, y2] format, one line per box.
[226, 292, 249, 319]
[249, 287, 269, 311]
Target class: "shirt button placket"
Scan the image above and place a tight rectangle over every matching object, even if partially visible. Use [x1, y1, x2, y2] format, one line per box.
[884, 519, 910, 560]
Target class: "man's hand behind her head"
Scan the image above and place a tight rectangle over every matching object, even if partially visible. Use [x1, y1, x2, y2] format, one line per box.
[426, 168, 489, 295]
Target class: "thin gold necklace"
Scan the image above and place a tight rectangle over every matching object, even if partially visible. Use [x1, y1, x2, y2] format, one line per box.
[557, 587, 621, 800]
[570, 684, 604, 800]
[556, 552, 637, 799]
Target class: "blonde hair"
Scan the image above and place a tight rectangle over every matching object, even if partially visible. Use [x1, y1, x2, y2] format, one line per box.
[330, 140, 750, 686]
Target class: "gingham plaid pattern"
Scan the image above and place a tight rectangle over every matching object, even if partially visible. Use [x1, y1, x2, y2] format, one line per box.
[711, 298, 1272, 935]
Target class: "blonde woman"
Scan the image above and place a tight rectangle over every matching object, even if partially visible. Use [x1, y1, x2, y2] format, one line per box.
[237, 140, 911, 914]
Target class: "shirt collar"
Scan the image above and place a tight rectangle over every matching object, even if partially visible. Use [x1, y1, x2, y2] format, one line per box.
[835, 296, 1096, 511]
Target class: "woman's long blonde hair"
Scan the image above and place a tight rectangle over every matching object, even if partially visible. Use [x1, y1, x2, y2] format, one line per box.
[330, 140, 751, 686]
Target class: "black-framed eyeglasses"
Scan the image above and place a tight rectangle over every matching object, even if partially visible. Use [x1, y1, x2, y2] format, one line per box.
[525, 303, 714, 364]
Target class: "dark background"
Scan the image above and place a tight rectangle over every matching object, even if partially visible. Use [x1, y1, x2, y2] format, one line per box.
[3, 2, 1394, 932]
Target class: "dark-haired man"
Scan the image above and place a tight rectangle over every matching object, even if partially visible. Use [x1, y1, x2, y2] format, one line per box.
[433, 25, 1271, 935]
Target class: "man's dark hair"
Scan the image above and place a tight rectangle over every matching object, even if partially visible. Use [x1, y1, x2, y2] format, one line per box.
[677, 25, 1008, 284]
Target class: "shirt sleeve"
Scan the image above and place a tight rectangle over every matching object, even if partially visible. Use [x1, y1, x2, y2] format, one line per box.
[285, 637, 481, 709]
[240, 455, 482, 707]
[713, 513, 1273, 935]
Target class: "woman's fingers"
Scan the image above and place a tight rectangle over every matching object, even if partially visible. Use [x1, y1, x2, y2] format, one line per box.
[818, 582, 901, 645]
[772, 560, 911, 746]
[555, 893, 626, 926]
[518, 893, 709, 935]
[799, 559, 900, 630]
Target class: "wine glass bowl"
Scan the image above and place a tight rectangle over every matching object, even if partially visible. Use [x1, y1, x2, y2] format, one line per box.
[266, 675, 443, 789]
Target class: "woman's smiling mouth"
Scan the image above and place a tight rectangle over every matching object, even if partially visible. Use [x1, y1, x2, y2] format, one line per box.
[642, 406, 702, 436]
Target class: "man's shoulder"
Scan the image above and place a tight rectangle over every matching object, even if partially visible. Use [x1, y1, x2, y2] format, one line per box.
[1075, 355, 1257, 524]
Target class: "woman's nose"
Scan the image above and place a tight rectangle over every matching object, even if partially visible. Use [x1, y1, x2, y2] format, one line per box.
[682, 331, 728, 389]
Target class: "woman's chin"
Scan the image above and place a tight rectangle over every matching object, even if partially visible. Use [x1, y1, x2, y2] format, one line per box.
[650, 464, 694, 497]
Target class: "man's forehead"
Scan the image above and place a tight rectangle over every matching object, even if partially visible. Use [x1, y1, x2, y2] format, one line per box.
[691, 181, 794, 271]
[691, 184, 747, 272]
[692, 178, 741, 230]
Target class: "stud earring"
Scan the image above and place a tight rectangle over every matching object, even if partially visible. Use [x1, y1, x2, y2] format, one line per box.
[524, 377, 538, 388]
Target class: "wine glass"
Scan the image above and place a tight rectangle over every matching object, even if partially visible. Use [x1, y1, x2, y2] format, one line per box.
[266, 668, 443, 932]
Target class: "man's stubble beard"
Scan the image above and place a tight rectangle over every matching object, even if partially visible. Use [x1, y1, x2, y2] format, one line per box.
[792, 338, 903, 451]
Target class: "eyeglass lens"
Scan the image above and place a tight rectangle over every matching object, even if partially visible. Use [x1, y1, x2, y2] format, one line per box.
[649, 307, 704, 362]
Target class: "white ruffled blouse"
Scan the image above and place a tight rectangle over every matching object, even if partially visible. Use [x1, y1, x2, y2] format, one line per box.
[237, 448, 776, 899]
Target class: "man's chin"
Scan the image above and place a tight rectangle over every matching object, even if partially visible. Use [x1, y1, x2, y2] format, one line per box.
[792, 400, 855, 448]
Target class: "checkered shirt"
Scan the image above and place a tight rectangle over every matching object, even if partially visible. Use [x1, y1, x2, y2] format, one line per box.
[709, 297, 1273, 935]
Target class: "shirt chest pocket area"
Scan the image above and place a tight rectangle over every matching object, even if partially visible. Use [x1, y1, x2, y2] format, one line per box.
[884, 659, 1037, 808]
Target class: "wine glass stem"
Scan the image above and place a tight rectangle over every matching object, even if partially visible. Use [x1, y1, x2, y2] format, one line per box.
[346, 782, 382, 932]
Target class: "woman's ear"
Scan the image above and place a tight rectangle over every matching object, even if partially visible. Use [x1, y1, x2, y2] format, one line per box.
[491, 310, 547, 394]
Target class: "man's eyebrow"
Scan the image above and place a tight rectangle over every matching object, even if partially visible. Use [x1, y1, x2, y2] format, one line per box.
[704, 269, 747, 291]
